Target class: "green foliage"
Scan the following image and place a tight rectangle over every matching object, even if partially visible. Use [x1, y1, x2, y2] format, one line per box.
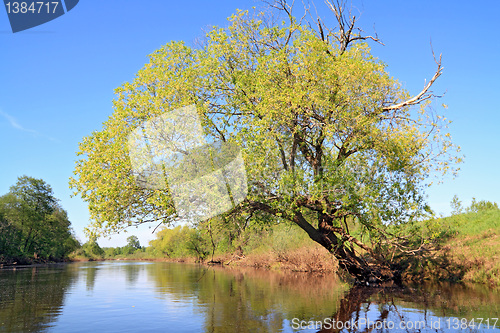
[466, 197, 499, 213]
[81, 240, 104, 259]
[71, 5, 460, 241]
[148, 225, 211, 261]
[0, 176, 80, 262]
[450, 195, 463, 215]
[149, 226, 191, 257]
[93, 235, 149, 259]
[103, 247, 119, 258]
[186, 229, 210, 262]
[126, 235, 141, 249]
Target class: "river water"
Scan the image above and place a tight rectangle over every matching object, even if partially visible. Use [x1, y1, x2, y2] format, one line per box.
[0, 261, 498, 332]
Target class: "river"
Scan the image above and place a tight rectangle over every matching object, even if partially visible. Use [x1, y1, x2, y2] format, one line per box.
[0, 261, 499, 332]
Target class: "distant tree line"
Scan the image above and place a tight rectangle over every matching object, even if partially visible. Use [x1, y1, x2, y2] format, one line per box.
[148, 226, 211, 261]
[0, 176, 80, 263]
[103, 235, 144, 257]
[71, 235, 145, 260]
[451, 195, 499, 215]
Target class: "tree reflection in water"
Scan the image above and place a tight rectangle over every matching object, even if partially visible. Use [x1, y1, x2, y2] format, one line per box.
[0, 264, 78, 332]
[316, 284, 500, 333]
[1, 262, 498, 333]
[147, 264, 499, 333]
[146, 263, 348, 333]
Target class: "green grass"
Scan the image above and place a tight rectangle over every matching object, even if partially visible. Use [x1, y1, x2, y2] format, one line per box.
[445, 209, 500, 235]
[424, 208, 500, 287]
[242, 222, 312, 255]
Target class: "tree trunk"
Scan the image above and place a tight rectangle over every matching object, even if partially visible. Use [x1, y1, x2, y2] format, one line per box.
[23, 227, 33, 254]
[325, 232, 396, 285]
[295, 211, 398, 285]
[249, 201, 399, 285]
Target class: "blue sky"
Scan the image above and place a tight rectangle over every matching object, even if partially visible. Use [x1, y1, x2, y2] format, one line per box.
[1, 1, 499, 247]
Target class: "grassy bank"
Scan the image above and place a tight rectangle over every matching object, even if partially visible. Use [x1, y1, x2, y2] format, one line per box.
[68, 223, 337, 273]
[434, 209, 500, 286]
[66, 205, 499, 287]
[228, 208, 500, 285]
[393, 205, 499, 287]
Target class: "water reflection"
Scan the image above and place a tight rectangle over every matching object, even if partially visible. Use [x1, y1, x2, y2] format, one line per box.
[84, 264, 98, 292]
[145, 264, 347, 333]
[0, 264, 77, 332]
[0, 262, 498, 333]
[315, 284, 500, 333]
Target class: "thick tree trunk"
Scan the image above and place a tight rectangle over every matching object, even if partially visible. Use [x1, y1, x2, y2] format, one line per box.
[294, 211, 399, 285]
[248, 201, 399, 285]
[325, 233, 396, 285]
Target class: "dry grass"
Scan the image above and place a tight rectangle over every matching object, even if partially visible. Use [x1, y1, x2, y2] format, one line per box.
[396, 209, 500, 287]
[446, 229, 500, 287]
[224, 243, 338, 273]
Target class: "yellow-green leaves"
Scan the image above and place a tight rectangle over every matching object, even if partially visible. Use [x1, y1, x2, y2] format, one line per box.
[71, 7, 460, 237]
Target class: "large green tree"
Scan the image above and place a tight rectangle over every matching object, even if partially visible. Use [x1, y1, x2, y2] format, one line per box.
[71, 1, 461, 283]
[0, 176, 79, 260]
[126, 235, 141, 250]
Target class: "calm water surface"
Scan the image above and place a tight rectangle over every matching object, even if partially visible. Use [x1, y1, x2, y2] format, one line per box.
[0, 261, 499, 332]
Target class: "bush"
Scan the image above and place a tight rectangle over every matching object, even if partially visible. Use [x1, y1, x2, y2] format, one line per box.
[149, 226, 196, 258]
[81, 240, 104, 259]
[467, 198, 499, 213]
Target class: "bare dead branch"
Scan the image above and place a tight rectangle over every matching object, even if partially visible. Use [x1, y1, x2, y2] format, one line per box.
[318, 18, 326, 41]
[263, 0, 302, 46]
[152, 221, 163, 234]
[383, 54, 443, 111]
[263, 0, 295, 22]
[325, 0, 383, 54]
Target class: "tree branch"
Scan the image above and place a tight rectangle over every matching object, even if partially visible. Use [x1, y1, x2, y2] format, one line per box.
[383, 54, 443, 111]
[325, 0, 383, 54]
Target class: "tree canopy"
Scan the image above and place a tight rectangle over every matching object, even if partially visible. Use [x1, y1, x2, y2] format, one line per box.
[0, 176, 79, 261]
[71, 1, 461, 282]
[126, 235, 141, 249]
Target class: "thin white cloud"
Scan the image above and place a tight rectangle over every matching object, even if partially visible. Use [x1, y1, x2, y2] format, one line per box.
[0, 109, 38, 134]
[0, 109, 58, 141]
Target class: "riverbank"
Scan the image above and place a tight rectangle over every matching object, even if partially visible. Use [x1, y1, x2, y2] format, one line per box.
[52, 208, 500, 288]
[68, 243, 338, 273]
[0, 255, 71, 268]
[395, 207, 500, 287]
[438, 209, 500, 286]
